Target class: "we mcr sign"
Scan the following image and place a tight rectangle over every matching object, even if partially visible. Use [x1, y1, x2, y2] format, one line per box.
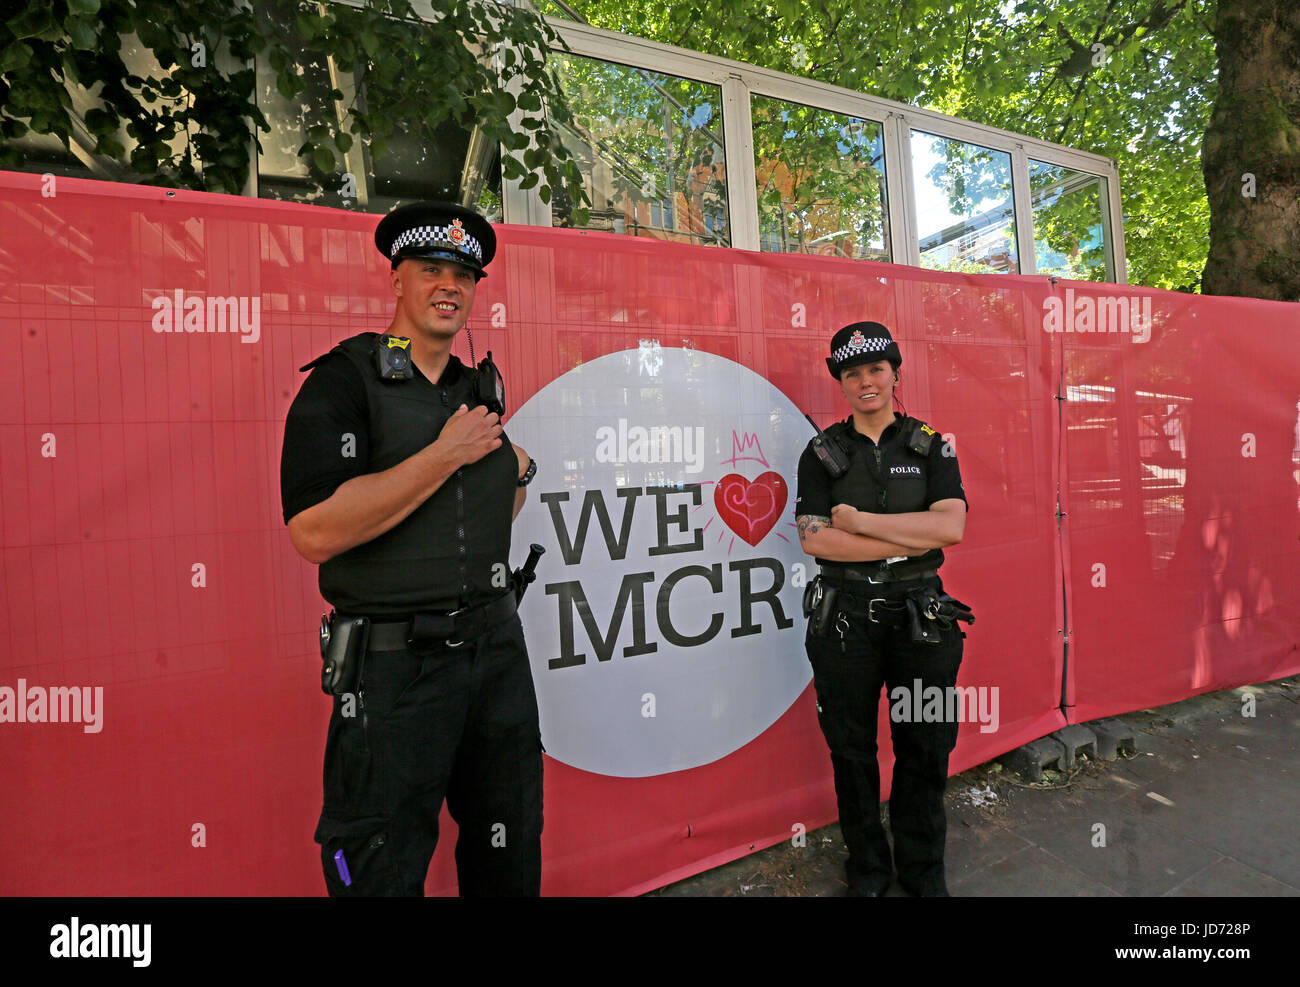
[510, 348, 812, 778]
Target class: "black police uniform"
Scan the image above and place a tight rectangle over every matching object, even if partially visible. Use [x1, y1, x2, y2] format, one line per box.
[280, 203, 542, 896]
[796, 324, 969, 897]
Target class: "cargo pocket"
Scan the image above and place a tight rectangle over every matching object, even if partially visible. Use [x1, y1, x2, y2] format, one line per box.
[322, 710, 388, 819]
[315, 815, 399, 897]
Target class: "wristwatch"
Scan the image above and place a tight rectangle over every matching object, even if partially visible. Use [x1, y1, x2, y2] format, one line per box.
[518, 457, 537, 487]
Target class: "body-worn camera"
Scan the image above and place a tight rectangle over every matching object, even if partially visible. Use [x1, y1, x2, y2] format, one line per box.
[374, 334, 415, 380]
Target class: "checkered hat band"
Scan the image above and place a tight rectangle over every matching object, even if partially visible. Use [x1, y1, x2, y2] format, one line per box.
[832, 337, 892, 362]
[390, 224, 483, 262]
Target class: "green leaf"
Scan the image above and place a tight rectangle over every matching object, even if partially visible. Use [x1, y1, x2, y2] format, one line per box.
[9, 4, 55, 40]
[313, 146, 335, 172]
[66, 0, 100, 15]
[0, 41, 32, 73]
[29, 109, 59, 135]
[84, 106, 117, 136]
[360, 26, 379, 58]
[501, 154, 525, 179]
[96, 136, 126, 158]
[65, 16, 97, 50]
[276, 72, 301, 99]
[335, 132, 353, 153]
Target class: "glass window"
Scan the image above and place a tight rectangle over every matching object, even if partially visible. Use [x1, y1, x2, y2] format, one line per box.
[750, 96, 888, 261]
[911, 131, 1017, 274]
[3, 35, 191, 185]
[548, 52, 728, 246]
[1029, 160, 1109, 281]
[253, 5, 501, 218]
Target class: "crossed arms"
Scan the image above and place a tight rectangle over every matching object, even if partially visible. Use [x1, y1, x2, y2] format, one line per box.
[796, 500, 966, 562]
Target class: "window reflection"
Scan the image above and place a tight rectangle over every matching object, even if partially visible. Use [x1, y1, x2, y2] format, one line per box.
[1137, 387, 1190, 568]
[750, 96, 888, 260]
[252, 5, 501, 217]
[548, 52, 728, 246]
[911, 131, 1017, 274]
[1029, 161, 1109, 281]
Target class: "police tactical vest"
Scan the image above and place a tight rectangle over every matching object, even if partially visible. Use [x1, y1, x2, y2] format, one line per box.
[301, 332, 517, 615]
[820, 414, 945, 577]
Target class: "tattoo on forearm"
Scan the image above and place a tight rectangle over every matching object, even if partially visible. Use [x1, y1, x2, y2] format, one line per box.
[796, 515, 829, 541]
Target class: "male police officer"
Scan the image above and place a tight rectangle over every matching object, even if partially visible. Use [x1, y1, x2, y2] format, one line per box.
[280, 201, 542, 896]
[795, 321, 971, 897]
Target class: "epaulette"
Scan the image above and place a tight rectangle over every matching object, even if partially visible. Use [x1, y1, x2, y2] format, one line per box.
[297, 332, 379, 372]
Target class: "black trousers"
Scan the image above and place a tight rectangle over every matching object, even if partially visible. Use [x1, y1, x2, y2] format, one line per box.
[314, 614, 543, 896]
[806, 591, 964, 896]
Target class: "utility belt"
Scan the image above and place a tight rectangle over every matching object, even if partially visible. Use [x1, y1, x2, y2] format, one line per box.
[817, 547, 945, 584]
[803, 571, 974, 645]
[318, 544, 545, 697]
[318, 593, 516, 697]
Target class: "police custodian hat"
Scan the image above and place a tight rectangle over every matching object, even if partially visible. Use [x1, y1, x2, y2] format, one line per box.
[374, 201, 497, 278]
[826, 321, 903, 377]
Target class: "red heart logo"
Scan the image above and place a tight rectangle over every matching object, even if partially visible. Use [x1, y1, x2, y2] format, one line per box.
[714, 472, 788, 547]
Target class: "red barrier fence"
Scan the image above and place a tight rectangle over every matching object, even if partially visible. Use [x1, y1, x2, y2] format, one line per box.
[1, 174, 1297, 895]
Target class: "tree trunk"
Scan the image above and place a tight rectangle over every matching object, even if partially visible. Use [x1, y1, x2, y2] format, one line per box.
[1201, 0, 1300, 300]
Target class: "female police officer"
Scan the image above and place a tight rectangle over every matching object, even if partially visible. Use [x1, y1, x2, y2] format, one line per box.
[795, 321, 970, 897]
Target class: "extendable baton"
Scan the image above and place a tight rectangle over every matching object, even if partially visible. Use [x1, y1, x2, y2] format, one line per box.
[513, 543, 545, 603]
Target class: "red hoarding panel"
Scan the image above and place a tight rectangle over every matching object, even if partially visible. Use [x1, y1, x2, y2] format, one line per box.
[0, 173, 1294, 896]
[1058, 286, 1300, 720]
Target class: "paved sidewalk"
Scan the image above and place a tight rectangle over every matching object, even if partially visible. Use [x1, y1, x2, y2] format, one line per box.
[650, 675, 1300, 896]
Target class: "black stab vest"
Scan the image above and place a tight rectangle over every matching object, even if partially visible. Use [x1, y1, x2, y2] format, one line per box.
[818, 414, 945, 578]
[303, 332, 517, 616]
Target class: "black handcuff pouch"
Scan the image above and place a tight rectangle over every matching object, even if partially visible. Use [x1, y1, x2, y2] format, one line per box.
[903, 587, 975, 644]
[805, 579, 839, 637]
[320, 611, 370, 696]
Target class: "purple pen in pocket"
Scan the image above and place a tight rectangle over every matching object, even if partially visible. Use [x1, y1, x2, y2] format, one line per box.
[334, 849, 352, 887]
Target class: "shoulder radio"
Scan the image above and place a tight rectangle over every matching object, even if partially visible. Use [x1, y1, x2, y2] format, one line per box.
[804, 413, 850, 478]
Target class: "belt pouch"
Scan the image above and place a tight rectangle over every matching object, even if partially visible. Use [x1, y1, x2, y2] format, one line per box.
[322, 615, 370, 695]
[810, 584, 839, 637]
[906, 597, 942, 644]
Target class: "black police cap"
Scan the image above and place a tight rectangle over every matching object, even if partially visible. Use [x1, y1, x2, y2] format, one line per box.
[374, 201, 497, 278]
[826, 321, 902, 378]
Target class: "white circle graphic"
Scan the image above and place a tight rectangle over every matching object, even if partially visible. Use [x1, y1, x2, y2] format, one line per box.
[509, 346, 812, 777]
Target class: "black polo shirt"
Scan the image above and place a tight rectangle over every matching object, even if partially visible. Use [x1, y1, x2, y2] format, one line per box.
[794, 412, 968, 519]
